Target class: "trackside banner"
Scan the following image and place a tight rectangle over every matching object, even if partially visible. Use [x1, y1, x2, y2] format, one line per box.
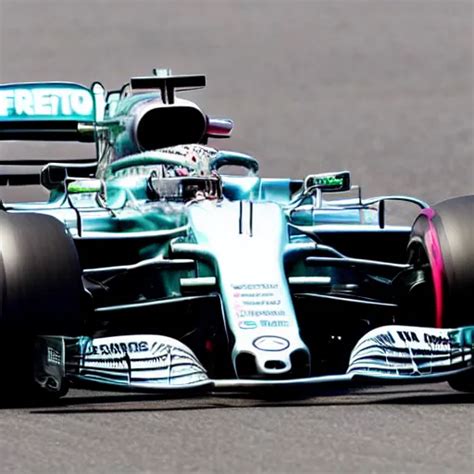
[0, 82, 95, 122]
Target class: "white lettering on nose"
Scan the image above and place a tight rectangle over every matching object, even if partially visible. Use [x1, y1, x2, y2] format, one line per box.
[70, 90, 93, 116]
[14, 89, 34, 115]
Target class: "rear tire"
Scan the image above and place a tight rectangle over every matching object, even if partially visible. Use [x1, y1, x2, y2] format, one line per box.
[0, 212, 83, 401]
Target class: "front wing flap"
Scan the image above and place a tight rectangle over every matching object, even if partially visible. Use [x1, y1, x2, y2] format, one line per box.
[34, 325, 474, 394]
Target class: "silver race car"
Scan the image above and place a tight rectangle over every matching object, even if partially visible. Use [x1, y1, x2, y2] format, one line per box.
[0, 70, 472, 399]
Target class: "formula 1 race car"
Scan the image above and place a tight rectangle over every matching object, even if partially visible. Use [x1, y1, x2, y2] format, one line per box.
[0, 70, 472, 400]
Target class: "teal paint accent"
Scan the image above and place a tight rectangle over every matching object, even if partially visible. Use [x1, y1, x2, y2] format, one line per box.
[112, 92, 161, 117]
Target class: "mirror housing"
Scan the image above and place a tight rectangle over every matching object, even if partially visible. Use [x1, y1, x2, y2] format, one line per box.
[67, 178, 103, 194]
[206, 117, 233, 139]
[304, 171, 351, 193]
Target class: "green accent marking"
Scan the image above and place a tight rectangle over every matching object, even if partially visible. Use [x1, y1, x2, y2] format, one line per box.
[68, 180, 101, 194]
[314, 176, 344, 187]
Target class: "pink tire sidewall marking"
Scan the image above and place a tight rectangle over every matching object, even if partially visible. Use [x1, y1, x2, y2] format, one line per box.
[420, 208, 445, 328]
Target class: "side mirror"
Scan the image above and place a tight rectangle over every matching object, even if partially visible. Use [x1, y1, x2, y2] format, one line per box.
[67, 178, 103, 194]
[304, 171, 351, 193]
[206, 117, 233, 139]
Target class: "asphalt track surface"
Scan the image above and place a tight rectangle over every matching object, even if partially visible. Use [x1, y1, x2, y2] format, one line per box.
[0, 1, 473, 472]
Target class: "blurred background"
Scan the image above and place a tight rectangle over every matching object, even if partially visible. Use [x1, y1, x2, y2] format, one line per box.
[0, 0, 472, 207]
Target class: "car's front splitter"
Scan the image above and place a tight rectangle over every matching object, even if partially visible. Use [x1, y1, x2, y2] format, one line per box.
[34, 325, 474, 395]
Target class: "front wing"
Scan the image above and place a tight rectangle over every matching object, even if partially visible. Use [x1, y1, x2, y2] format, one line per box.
[34, 325, 474, 394]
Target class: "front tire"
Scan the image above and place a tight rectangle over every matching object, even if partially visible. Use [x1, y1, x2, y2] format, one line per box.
[408, 195, 474, 328]
[407, 196, 474, 392]
[0, 212, 83, 401]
